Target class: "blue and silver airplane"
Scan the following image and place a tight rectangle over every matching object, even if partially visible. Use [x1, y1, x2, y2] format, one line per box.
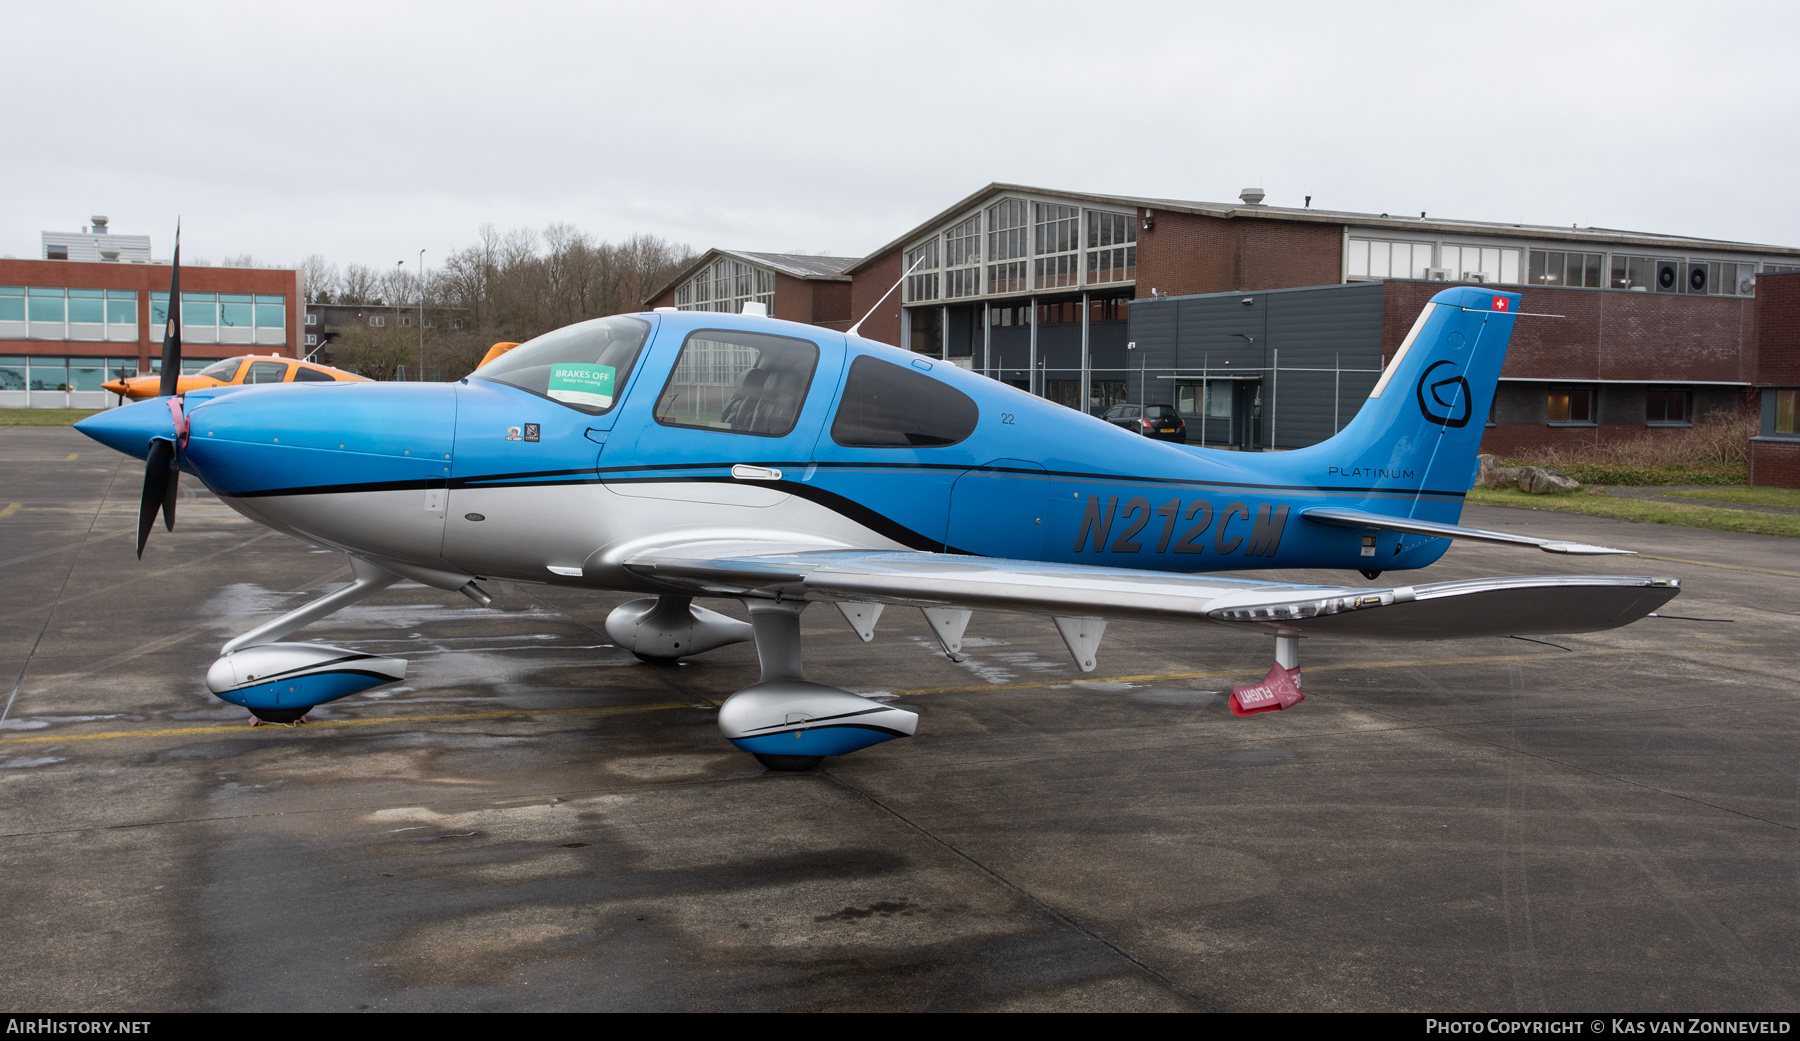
[78, 248, 1678, 770]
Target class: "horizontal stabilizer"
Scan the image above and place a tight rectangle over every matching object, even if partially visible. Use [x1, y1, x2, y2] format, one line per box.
[1300, 507, 1634, 556]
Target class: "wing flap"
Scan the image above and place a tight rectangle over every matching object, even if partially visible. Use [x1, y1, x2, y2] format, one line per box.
[1300, 506, 1634, 556]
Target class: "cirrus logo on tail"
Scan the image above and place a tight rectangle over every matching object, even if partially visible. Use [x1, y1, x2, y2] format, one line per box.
[1416, 359, 1471, 428]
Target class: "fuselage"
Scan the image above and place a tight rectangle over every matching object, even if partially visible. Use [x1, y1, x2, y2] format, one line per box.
[81, 295, 1517, 593]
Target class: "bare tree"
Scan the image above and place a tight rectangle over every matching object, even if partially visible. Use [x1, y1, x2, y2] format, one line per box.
[340, 263, 383, 305]
[311, 221, 696, 380]
[298, 254, 341, 304]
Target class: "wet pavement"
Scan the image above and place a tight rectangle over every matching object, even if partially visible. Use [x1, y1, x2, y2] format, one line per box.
[2, 425, 1796, 1011]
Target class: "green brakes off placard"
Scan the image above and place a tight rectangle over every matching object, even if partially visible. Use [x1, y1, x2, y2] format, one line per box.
[546, 364, 616, 408]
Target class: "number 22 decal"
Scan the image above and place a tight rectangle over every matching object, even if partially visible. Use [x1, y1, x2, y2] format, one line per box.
[999, 413, 1015, 425]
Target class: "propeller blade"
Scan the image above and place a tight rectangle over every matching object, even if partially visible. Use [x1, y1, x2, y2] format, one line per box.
[157, 221, 182, 398]
[162, 459, 179, 532]
[138, 439, 175, 558]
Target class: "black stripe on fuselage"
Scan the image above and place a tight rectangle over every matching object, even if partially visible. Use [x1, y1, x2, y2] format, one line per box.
[219, 458, 1470, 501]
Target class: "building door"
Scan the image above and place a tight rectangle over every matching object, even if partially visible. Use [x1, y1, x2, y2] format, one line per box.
[1232, 380, 1263, 451]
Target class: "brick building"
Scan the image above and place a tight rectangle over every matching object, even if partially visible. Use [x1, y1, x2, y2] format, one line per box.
[644, 250, 858, 329]
[2, 219, 300, 408]
[1750, 271, 1800, 487]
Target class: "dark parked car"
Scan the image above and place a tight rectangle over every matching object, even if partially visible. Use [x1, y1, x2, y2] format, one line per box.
[1101, 403, 1187, 443]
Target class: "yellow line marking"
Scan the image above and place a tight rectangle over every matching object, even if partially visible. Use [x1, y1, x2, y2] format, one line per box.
[65, 453, 78, 460]
[0, 503, 19, 519]
[1637, 554, 1800, 579]
[0, 643, 1774, 748]
[0, 700, 697, 746]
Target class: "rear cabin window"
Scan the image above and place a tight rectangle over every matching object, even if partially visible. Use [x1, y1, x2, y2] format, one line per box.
[292, 365, 335, 382]
[477, 315, 650, 414]
[654, 329, 819, 437]
[830, 356, 979, 448]
[246, 361, 287, 384]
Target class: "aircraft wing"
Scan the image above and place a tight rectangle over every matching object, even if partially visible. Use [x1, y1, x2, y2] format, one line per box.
[620, 542, 1679, 642]
[1299, 507, 1634, 555]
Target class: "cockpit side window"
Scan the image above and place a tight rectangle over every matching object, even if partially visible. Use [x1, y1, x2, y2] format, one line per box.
[474, 315, 651, 414]
[830, 355, 979, 448]
[654, 329, 820, 437]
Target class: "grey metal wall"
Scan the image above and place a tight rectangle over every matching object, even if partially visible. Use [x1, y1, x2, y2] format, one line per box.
[1127, 282, 1386, 449]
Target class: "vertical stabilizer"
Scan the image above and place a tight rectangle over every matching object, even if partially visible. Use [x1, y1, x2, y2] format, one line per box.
[1288, 285, 1518, 521]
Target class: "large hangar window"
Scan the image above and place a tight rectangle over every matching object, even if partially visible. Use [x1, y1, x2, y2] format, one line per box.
[1033, 203, 1080, 290]
[655, 329, 819, 437]
[673, 259, 775, 314]
[904, 239, 940, 303]
[987, 199, 1029, 294]
[830, 356, 978, 448]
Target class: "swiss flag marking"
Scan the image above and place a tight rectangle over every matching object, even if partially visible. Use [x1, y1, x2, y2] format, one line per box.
[1493, 296, 1509, 311]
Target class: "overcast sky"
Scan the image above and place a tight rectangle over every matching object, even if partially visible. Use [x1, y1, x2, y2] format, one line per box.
[7, 1, 1798, 270]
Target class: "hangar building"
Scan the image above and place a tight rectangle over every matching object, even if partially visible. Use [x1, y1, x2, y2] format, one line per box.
[659, 184, 1800, 455]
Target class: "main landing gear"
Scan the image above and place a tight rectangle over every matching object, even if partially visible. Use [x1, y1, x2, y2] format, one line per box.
[717, 600, 918, 772]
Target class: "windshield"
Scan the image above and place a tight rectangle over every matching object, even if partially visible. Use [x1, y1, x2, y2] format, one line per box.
[198, 358, 245, 381]
[475, 316, 651, 413]
[1145, 405, 1178, 418]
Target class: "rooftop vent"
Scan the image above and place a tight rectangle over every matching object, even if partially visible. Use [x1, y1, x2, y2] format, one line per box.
[90, 215, 109, 233]
[99, 247, 120, 262]
[1239, 188, 1265, 205]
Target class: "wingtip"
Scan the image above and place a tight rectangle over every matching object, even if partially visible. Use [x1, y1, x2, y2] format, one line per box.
[1540, 542, 1636, 556]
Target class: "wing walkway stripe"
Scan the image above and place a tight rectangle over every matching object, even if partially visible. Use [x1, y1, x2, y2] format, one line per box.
[0, 642, 1770, 748]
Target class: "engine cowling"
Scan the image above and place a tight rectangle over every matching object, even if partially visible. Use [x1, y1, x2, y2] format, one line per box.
[206, 643, 406, 711]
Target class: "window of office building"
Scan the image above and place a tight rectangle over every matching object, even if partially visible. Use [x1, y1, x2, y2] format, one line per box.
[943, 215, 981, 299]
[1, 288, 138, 341]
[1347, 238, 1434, 280]
[1645, 388, 1690, 425]
[1548, 388, 1594, 425]
[1033, 202, 1080, 290]
[1776, 389, 1797, 434]
[1086, 210, 1137, 284]
[1612, 256, 1756, 296]
[904, 239, 939, 303]
[28, 287, 64, 323]
[1442, 244, 1521, 284]
[107, 291, 135, 325]
[1177, 383, 1233, 418]
[987, 198, 1029, 295]
[1529, 250, 1604, 288]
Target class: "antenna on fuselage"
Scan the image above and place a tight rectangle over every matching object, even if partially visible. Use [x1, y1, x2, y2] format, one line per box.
[846, 254, 927, 339]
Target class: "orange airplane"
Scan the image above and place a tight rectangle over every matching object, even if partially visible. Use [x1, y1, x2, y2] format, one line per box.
[104, 354, 368, 400]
